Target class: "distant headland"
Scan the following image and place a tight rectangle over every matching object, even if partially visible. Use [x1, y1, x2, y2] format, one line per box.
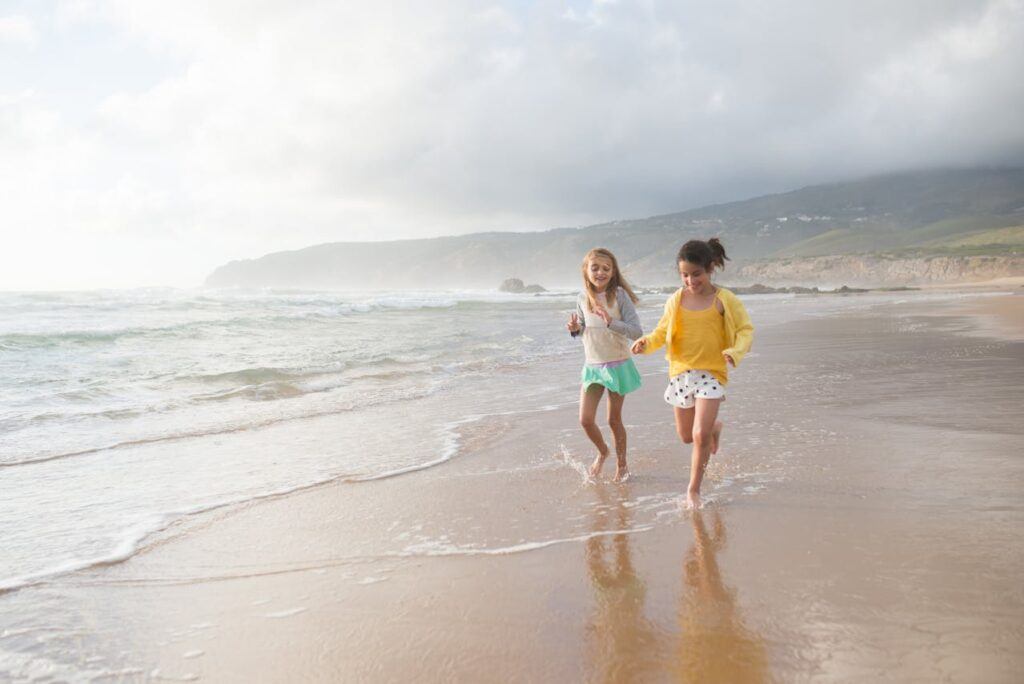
[206, 168, 1024, 290]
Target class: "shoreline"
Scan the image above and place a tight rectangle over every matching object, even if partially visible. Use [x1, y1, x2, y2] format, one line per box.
[2, 289, 1023, 681]
[921, 275, 1024, 290]
[952, 291, 1024, 341]
[640, 276, 1024, 297]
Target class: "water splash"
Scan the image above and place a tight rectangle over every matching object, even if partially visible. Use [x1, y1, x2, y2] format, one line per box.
[556, 444, 595, 485]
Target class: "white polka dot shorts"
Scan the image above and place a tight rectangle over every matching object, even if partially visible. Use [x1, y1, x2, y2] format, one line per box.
[664, 369, 725, 409]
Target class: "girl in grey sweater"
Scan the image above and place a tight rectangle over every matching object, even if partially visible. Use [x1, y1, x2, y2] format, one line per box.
[566, 248, 644, 482]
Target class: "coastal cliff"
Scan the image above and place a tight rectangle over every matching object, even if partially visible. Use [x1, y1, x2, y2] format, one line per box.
[733, 255, 1024, 287]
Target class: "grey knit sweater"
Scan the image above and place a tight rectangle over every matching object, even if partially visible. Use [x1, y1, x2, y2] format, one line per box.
[570, 287, 643, 363]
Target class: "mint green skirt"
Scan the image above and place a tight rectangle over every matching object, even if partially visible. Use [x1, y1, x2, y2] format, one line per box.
[581, 358, 642, 395]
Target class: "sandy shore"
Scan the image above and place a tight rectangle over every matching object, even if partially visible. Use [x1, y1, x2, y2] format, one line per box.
[3, 290, 1023, 682]
[951, 291, 1024, 341]
[923, 275, 1024, 291]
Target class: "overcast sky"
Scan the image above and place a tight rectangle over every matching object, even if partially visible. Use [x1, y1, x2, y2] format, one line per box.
[2, 0, 1023, 289]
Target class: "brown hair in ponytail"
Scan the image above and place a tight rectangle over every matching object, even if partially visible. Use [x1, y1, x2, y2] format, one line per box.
[676, 238, 729, 271]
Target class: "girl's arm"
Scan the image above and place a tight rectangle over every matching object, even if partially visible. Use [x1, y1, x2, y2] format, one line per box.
[569, 295, 587, 338]
[723, 295, 754, 365]
[608, 289, 643, 340]
[638, 297, 673, 353]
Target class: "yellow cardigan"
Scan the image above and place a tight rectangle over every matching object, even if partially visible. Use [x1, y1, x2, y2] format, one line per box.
[641, 287, 754, 374]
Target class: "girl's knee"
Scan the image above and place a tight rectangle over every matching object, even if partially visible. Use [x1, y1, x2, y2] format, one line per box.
[676, 427, 693, 444]
[607, 415, 624, 431]
[580, 416, 597, 430]
[692, 427, 710, 447]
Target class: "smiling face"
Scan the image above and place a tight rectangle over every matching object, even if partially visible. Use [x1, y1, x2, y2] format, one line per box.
[679, 260, 713, 293]
[586, 256, 615, 292]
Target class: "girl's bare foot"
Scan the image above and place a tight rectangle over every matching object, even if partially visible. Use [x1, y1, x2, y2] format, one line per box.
[685, 490, 702, 510]
[711, 420, 723, 455]
[589, 450, 609, 479]
[613, 462, 630, 483]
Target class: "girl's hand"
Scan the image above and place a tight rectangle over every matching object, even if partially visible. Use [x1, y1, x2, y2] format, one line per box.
[567, 313, 581, 333]
[593, 305, 612, 326]
[723, 353, 735, 368]
[632, 338, 647, 354]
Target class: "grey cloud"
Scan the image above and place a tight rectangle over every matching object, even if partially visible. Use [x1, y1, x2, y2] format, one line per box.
[314, 0, 1024, 226]
[96, 0, 1024, 234]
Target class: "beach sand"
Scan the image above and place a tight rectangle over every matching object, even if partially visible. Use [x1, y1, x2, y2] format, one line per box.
[950, 291, 1024, 342]
[4, 291, 1023, 682]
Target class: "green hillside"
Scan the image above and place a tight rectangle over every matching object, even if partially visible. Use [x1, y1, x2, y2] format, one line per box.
[883, 223, 1024, 257]
[778, 215, 1024, 257]
[924, 223, 1024, 249]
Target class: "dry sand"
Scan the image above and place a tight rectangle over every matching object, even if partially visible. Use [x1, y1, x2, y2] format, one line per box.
[4, 290, 1023, 682]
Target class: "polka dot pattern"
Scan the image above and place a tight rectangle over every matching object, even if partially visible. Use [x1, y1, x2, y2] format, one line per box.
[663, 369, 726, 409]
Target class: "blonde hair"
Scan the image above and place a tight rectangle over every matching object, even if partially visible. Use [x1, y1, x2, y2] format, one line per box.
[580, 248, 639, 313]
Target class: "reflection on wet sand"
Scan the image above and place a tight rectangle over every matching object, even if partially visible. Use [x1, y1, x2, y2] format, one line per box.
[584, 485, 664, 683]
[674, 510, 768, 683]
[584, 492, 769, 682]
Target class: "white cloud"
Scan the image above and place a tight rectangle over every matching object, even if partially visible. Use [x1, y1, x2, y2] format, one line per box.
[0, 15, 37, 46]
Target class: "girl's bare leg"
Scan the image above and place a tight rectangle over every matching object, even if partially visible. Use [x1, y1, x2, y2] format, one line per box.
[686, 398, 722, 508]
[674, 406, 695, 445]
[605, 390, 629, 482]
[580, 384, 609, 477]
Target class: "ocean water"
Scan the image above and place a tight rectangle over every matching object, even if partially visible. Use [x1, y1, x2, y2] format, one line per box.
[0, 286, 994, 595]
[0, 289, 575, 590]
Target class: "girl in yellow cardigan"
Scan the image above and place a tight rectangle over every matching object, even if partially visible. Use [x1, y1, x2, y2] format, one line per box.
[631, 239, 753, 509]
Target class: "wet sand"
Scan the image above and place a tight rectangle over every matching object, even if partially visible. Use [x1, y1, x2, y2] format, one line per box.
[951, 291, 1024, 342]
[3, 291, 1023, 682]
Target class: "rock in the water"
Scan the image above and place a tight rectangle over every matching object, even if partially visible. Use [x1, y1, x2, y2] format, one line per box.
[499, 278, 526, 293]
[499, 278, 546, 293]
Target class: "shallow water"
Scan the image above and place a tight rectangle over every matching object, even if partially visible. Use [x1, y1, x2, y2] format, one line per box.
[2, 286, 943, 592]
[0, 288, 584, 589]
